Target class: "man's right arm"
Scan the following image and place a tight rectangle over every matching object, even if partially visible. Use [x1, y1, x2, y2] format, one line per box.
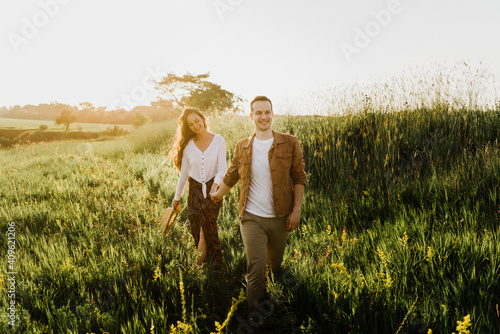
[210, 181, 231, 201]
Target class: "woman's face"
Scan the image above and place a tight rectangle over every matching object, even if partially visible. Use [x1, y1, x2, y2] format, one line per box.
[186, 112, 205, 135]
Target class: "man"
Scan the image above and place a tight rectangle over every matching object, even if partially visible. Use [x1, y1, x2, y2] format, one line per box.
[210, 95, 306, 313]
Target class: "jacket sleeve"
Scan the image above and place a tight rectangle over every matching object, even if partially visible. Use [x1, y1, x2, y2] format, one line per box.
[222, 142, 241, 188]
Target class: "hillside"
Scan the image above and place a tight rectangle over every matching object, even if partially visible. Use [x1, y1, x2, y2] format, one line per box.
[0, 108, 499, 333]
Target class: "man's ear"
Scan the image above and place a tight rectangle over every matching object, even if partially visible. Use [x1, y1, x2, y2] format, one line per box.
[249, 112, 253, 120]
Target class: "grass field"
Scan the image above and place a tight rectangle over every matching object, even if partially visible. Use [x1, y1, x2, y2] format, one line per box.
[0, 118, 133, 147]
[0, 108, 499, 333]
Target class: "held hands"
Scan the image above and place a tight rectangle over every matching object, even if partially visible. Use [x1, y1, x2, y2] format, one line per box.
[210, 183, 222, 202]
[287, 210, 301, 232]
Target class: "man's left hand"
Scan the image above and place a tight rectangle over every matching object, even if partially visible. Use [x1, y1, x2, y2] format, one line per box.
[287, 211, 300, 232]
[210, 184, 222, 202]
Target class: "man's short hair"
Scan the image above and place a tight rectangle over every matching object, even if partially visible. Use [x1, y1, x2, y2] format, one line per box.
[250, 96, 273, 112]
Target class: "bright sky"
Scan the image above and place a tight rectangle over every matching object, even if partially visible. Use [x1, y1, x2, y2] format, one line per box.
[1, 0, 499, 113]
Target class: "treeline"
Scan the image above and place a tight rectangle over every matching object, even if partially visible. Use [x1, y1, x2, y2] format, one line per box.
[0, 72, 244, 126]
[0, 100, 178, 124]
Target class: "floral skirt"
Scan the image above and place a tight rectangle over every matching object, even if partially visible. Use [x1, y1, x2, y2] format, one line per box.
[187, 177, 223, 267]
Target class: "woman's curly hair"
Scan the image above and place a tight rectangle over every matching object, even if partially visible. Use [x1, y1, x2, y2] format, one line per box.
[168, 107, 207, 171]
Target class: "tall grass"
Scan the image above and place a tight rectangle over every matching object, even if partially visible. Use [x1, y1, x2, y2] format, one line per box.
[1, 102, 499, 333]
[299, 61, 500, 116]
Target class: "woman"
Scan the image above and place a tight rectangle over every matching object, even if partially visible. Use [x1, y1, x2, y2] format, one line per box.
[169, 107, 226, 268]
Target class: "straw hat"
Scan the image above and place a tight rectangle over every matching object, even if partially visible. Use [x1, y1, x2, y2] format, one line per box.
[160, 204, 181, 235]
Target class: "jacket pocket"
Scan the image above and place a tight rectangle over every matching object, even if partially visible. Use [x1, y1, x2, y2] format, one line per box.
[238, 158, 251, 176]
[276, 151, 292, 169]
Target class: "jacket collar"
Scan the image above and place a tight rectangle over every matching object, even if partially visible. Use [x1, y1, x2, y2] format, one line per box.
[243, 130, 285, 149]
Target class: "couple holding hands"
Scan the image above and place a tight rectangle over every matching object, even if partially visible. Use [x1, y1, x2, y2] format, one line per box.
[168, 95, 306, 312]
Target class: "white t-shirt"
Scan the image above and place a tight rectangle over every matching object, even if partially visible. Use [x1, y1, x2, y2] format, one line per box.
[245, 137, 275, 218]
[174, 134, 227, 200]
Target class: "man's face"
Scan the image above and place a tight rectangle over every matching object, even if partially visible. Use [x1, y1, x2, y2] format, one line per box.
[250, 101, 273, 132]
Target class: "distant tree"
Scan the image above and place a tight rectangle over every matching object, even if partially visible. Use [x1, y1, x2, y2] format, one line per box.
[186, 81, 241, 113]
[150, 98, 177, 121]
[79, 102, 95, 112]
[11, 105, 22, 114]
[77, 102, 98, 123]
[133, 113, 150, 128]
[0, 137, 12, 148]
[55, 109, 76, 131]
[47, 103, 76, 120]
[155, 73, 207, 107]
[104, 125, 129, 136]
[155, 72, 242, 114]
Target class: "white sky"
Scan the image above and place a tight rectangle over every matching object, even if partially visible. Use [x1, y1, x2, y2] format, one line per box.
[1, 0, 499, 113]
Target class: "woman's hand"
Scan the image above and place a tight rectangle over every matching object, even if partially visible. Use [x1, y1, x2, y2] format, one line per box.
[172, 199, 181, 211]
[210, 183, 222, 202]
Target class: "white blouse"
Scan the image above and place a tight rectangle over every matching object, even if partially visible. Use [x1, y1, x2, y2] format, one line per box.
[174, 134, 227, 201]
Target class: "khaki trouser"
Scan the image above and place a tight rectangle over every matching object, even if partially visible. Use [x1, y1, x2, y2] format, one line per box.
[240, 211, 289, 311]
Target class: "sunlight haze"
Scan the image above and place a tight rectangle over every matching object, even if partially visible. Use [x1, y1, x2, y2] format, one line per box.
[1, 0, 499, 113]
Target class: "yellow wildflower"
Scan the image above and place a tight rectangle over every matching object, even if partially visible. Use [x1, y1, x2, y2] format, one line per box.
[152, 267, 161, 282]
[301, 225, 308, 238]
[61, 258, 72, 271]
[179, 270, 187, 323]
[169, 321, 193, 334]
[426, 246, 434, 263]
[376, 247, 392, 288]
[324, 245, 331, 258]
[359, 276, 366, 290]
[400, 231, 408, 246]
[211, 288, 246, 333]
[331, 263, 351, 279]
[453, 314, 471, 334]
[94, 307, 101, 319]
[341, 228, 348, 244]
